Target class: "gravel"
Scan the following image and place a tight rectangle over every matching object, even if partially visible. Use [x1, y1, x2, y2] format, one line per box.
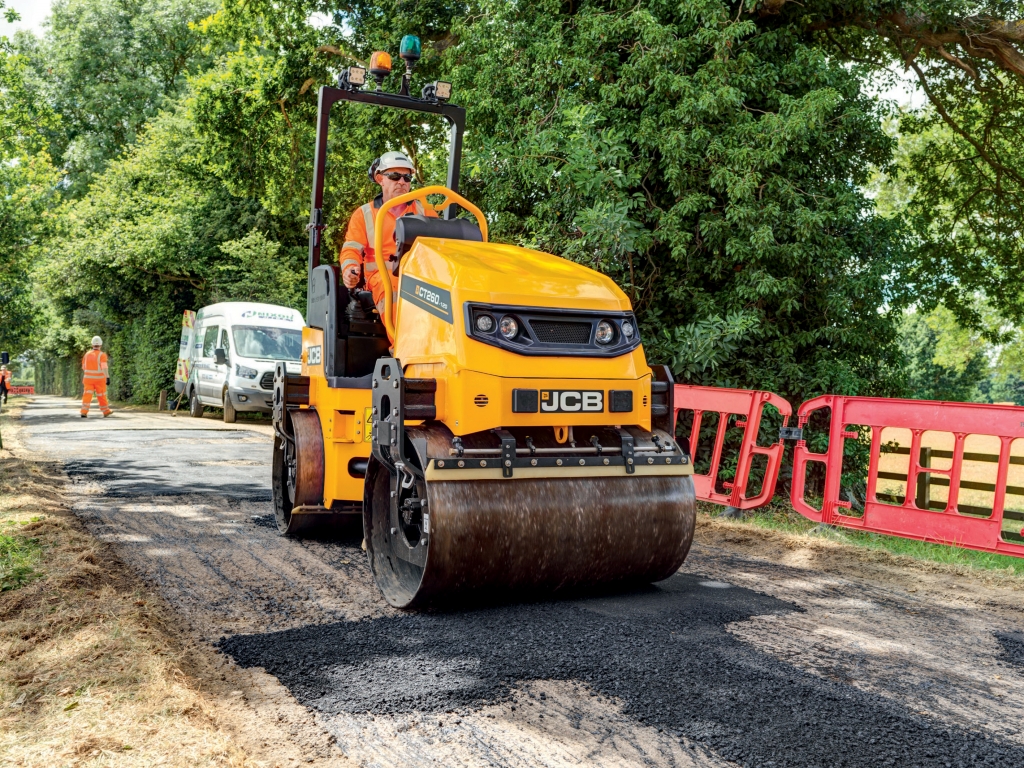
[221, 573, 1024, 768]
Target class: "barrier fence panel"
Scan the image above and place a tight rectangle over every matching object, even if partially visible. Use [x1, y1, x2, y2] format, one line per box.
[9, 386, 34, 395]
[791, 395, 1024, 557]
[674, 385, 793, 509]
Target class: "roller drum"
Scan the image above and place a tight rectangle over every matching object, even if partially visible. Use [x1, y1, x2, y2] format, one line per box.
[364, 459, 696, 609]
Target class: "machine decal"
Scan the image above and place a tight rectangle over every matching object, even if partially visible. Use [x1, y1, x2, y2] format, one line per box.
[307, 345, 322, 365]
[364, 406, 373, 442]
[539, 390, 604, 413]
[399, 278, 453, 323]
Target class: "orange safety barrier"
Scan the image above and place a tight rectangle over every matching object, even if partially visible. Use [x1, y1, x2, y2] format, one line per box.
[674, 385, 794, 509]
[8, 386, 34, 395]
[791, 395, 1024, 557]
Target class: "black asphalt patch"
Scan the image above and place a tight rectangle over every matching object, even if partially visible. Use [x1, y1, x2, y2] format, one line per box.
[57, 429, 271, 500]
[220, 573, 1023, 767]
[996, 631, 1024, 671]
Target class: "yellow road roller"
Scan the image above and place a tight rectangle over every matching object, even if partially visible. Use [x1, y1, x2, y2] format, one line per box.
[272, 42, 695, 608]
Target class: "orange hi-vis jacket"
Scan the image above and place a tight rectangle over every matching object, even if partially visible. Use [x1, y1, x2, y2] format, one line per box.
[0, 370, 10, 386]
[82, 349, 109, 381]
[339, 196, 437, 309]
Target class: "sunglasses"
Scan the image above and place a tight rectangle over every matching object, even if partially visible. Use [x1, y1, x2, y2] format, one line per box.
[381, 171, 413, 182]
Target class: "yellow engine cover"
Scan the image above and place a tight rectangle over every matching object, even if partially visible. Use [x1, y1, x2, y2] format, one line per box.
[392, 237, 654, 436]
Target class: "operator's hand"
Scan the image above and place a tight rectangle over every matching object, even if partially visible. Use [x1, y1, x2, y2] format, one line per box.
[342, 264, 361, 289]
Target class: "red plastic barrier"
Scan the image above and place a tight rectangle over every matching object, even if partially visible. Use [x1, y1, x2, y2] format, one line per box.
[8, 386, 34, 395]
[674, 385, 793, 509]
[791, 395, 1024, 557]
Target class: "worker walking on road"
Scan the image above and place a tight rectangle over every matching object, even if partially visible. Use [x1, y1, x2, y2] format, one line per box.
[81, 336, 112, 418]
[338, 151, 436, 315]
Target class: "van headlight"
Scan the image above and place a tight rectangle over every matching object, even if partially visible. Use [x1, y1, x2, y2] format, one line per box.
[235, 364, 258, 379]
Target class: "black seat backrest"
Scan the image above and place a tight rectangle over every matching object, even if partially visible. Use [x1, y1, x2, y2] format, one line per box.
[394, 215, 482, 261]
[306, 266, 388, 383]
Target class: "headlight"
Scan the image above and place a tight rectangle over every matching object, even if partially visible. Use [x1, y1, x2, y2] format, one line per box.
[475, 314, 495, 333]
[595, 320, 615, 344]
[235, 364, 258, 379]
[499, 315, 518, 340]
[622, 320, 635, 339]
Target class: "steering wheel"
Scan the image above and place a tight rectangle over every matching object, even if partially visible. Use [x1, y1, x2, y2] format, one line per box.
[373, 185, 488, 341]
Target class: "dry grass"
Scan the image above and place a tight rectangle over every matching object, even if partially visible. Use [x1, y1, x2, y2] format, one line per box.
[0, 406, 253, 767]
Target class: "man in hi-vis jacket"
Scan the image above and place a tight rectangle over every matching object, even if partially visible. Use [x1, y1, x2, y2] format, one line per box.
[81, 336, 112, 418]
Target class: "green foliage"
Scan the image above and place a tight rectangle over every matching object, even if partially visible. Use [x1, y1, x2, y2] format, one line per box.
[26, 0, 219, 193]
[0, 36, 60, 354]
[437, 0, 906, 404]
[0, 530, 41, 592]
[900, 307, 990, 402]
[214, 230, 304, 309]
[38, 106, 300, 402]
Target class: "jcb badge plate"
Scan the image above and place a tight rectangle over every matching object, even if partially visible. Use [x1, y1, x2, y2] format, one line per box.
[540, 390, 603, 413]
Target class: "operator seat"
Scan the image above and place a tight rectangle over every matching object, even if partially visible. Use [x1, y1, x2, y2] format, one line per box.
[394, 216, 482, 261]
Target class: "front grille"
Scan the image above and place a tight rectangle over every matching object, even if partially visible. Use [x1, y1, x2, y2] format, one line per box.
[260, 372, 275, 390]
[529, 319, 591, 345]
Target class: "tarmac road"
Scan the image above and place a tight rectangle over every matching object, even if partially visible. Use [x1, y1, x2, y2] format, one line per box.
[18, 395, 1024, 767]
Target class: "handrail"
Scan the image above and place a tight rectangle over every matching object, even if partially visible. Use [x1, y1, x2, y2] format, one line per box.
[373, 185, 487, 341]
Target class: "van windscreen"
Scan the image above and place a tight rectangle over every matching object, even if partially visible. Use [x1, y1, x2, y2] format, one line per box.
[231, 326, 302, 361]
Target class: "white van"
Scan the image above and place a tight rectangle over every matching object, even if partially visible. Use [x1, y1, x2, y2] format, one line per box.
[174, 302, 304, 422]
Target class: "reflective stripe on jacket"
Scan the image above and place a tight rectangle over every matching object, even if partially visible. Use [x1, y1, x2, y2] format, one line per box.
[82, 349, 108, 380]
[339, 197, 431, 276]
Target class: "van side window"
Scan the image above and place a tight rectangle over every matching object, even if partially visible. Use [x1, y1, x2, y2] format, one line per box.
[219, 328, 230, 356]
[202, 326, 219, 358]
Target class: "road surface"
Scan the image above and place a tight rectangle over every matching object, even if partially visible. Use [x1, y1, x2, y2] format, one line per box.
[17, 395, 1024, 767]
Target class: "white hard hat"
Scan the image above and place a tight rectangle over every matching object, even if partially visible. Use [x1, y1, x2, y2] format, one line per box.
[376, 151, 415, 174]
[92, 336, 103, 347]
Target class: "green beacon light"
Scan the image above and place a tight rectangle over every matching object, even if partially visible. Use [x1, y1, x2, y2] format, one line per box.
[398, 35, 421, 96]
[400, 35, 422, 67]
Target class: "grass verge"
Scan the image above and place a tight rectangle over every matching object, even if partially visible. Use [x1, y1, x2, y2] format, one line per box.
[699, 499, 1024, 577]
[0, 407, 252, 767]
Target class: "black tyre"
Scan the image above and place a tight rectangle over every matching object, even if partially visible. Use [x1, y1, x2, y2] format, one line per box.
[223, 390, 237, 423]
[189, 389, 204, 418]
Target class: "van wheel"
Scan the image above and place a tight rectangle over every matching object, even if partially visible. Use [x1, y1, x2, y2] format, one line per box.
[223, 390, 237, 423]
[189, 390, 204, 418]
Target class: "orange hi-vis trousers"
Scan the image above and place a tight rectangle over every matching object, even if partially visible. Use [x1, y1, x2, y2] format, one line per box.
[81, 377, 111, 416]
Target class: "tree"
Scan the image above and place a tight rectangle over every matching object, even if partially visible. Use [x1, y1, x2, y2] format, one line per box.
[900, 307, 990, 401]
[25, 0, 219, 194]
[429, 0, 907, 403]
[0, 5, 59, 353]
[39, 106, 302, 401]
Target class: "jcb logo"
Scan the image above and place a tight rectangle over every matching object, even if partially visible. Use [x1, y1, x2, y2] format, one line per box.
[540, 390, 603, 413]
[307, 345, 322, 366]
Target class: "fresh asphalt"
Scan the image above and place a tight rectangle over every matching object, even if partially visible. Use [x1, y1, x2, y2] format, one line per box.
[17, 395, 1024, 767]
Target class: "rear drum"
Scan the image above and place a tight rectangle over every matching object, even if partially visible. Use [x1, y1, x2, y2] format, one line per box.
[271, 409, 325, 535]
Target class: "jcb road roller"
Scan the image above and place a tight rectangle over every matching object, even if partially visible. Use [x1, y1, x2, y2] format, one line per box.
[272, 39, 696, 608]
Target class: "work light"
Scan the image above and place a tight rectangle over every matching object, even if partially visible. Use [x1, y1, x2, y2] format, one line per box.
[339, 65, 366, 90]
[475, 314, 495, 333]
[596, 320, 615, 344]
[499, 316, 518, 340]
[421, 81, 453, 102]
